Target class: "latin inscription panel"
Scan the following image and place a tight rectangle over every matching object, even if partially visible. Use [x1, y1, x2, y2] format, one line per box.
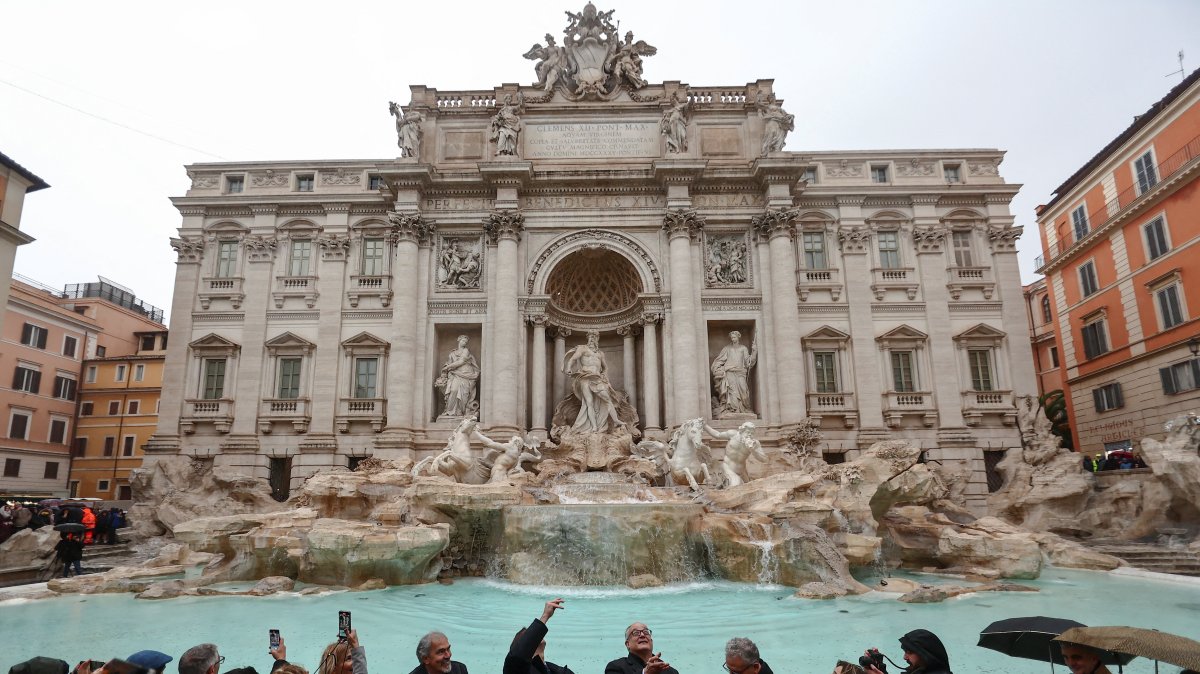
[525, 122, 660, 159]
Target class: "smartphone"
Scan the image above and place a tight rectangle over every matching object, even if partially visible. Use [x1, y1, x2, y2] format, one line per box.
[102, 660, 149, 674]
[89, 662, 106, 671]
[338, 610, 352, 639]
[270, 629, 281, 651]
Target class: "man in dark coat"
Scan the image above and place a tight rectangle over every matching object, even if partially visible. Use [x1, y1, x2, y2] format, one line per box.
[8, 657, 68, 674]
[897, 629, 951, 674]
[504, 599, 573, 674]
[604, 622, 678, 674]
[724, 638, 774, 674]
[409, 632, 467, 674]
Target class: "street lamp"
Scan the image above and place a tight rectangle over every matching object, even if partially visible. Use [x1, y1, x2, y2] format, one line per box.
[1189, 335, 1200, 358]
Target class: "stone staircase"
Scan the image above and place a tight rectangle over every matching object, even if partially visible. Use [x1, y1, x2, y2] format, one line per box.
[1088, 542, 1200, 576]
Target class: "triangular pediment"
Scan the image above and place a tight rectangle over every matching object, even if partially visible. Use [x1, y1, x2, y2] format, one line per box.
[189, 333, 240, 349]
[954, 323, 1007, 341]
[802, 326, 851, 344]
[265, 332, 316, 349]
[341, 331, 390, 348]
[877, 324, 928, 341]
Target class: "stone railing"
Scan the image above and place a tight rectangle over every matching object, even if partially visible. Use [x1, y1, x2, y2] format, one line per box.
[181, 398, 234, 434]
[882, 391, 937, 428]
[198, 277, 245, 310]
[870, 267, 919, 300]
[962, 389, 1016, 426]
[336, 397, 387, 433]
[946, 266, 996, 300]
[795, 267, 843, 301]
[347, 275, 393, 308]
[259, 398, 311, 433]
[806, 391, 857, 428]
[687, 89, 749, 105]
[435, 92, 498, 108]
[273, 275, 320, 309]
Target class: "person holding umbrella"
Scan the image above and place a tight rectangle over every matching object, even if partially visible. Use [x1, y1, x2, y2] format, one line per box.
[1061, 645, 1111, 674]
[54, 532, 84, 577]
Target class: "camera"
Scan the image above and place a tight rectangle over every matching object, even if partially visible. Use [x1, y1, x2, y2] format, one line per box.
[338, 611, 352, 639]
[860, 649, 886, 672]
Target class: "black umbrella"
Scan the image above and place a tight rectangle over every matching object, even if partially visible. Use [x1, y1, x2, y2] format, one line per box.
[978, 616, 1135, 671]
[53, 523, 86, 533]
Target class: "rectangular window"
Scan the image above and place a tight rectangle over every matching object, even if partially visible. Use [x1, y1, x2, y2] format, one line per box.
[203, 359, 227, 399]
[1049, 346, 1059, 368]
[891, 351, 915, 392]
[1155, 283, 1185, 330]
[97, 479, 110, 492]
[226, 175, 244, 194]
[278, 357, 302, 399]
[53, 375, 77, 400]
[20, 323, 48, 349]
[9, 413, 30, 440]
[86, 366, 97, 383]
[1093, 383, 1124, 412]
[877, 232, 900, 269]
[813, 351, 839, 393]
[44, 462, 59, 480]
[1134, 150, 1158, 194]
[871, 165, 889, 183]
[1081, 317, 1109, 360]
[141, 334, 157, 351]
[362, 238, 385, 275]
[802, 232, 827, 269]
[216, 241, 239, 278]
[968, 349, 994, 391]
[368, 174, 384, 190]
[802, 167, 818, 184]
[289, 240, 312, 276]
[1041, 296, 1053, 324]
[81, 402, 93, 416]
[944, 164, 961, 183]
[115, 364, 127, 382]
[1160, 360, 1200, 394]
[1144, 216, 1169, 260]
[1071, 205, 1089, 240]
[951, 231, 974, 267]
[127, 400, 140, 415]
[12, 366, 41, 393]
[73, 437, 87, 457]
[106, 401, 120, 415]
[354, 357, 378, 398]
[96, 345, 106, 357]
[63, 336, 78, 358]
[49, 419, 67, 444]
[1079, 261, 1099, 297]
[296, 174, 315, 192]
[122, 435, 135, 456]
[118, 485, 132, 500]
[3, 459, 19, 478]
[103, 436, 115, 456]
[134, 364, 145, 382]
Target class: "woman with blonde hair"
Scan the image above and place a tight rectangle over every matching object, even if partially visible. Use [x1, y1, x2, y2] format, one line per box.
[317, 631, 366, 674]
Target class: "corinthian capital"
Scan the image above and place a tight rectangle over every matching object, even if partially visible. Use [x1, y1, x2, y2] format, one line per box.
[987, 224, 1022, 252]
[483, 209, 525, 243]
[751, 207, 798, 241]
[170, 237, 205, 264]
[388, 212, 437, 245]
[662, 208, 705, 240]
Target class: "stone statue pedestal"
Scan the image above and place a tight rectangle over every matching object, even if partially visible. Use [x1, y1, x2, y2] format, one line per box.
[715, 411, 757, 421]
[555, 428, 635, 471]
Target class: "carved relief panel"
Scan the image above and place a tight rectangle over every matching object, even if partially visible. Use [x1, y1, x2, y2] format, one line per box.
[703, 232, 752, 288]
[436, 235, 485, 291]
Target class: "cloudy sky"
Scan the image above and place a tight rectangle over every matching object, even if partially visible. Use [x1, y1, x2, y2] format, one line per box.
[4, 0, 1198, 319]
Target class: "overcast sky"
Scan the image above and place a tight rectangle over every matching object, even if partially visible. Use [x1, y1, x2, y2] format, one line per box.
[4, 0, 1198, 320]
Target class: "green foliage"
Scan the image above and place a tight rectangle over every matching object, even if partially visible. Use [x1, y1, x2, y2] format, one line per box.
[1039, 389, 1074, 450]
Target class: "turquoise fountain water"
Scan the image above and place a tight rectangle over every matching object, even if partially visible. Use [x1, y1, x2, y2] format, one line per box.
[2, 570, 1198, 674]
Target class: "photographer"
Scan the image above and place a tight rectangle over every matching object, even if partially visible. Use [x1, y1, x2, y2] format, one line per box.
[504, 598, 573, 674]
[863, 629, 952, 674]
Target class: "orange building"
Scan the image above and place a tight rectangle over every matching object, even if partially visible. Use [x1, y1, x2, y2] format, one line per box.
[1035, 68, 1200, 455]
[1023, 279, 1064, 398]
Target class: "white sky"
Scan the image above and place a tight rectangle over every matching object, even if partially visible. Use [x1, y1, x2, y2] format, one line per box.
[4, 0, 1199, 320]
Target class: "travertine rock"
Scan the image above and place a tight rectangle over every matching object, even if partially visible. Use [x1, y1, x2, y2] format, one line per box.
[130, 456, 286, 537]
[882, 508, 1042, 579]
[250, 575, 296, 595]
[302, 467, 413, 519]
[1030, 532, 1121, 571]
[0, 527, 58, 568]
[352, 578, 387, 591]
[626, 573, 663, 588]
[898, 580, 1037, 603]
[300, 519, 447, 586]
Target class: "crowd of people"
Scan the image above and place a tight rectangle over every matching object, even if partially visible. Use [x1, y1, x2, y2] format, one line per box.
[1, 500, 129, 578]
[1082, 450, 1148, 472]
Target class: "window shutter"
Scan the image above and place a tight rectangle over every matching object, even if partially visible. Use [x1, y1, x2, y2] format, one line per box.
[30, 371, 41, 394]
[1160, 366, 1177, 394]
[1192, 361, 1200, 388]
[66, 379, 77, 400]
[12, 368, 23, 389]
[1092, 388, 1103, 411]
[1114, 384, 1124, 408]
[36, 328, 47, 349]
[21, 323, 32, 344]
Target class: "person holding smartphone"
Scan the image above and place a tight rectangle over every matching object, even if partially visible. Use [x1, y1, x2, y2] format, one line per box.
[605, 623, 677, 674]
[504, 599, 573, 674]
[316, 629, 367, 674]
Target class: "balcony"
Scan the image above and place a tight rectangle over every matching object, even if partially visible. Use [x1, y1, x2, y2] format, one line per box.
[1041, 133, 1200, 269]
[198, 277, 244, 310]
[347, 275, 393, 308]
[795, 268, 843, 301]
[273, 275, 319, 308]
[806, 392, 857, 428]
[258, 397, 311, 434]
[882, 391, 937, 428]
[961, 390, 1017, 427]
[946, 266, 996, 300]
[870, 267, 919, 301]
[336, 397, 386, 433]
[181, 398, 234, 434]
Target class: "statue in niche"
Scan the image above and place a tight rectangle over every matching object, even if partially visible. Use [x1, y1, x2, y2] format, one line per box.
[472, 428, 544, 483]
[605, 31, 656, 90]
[705, 421, 766, 487]
[563, 330, 625, 434]
[711, 331, 758, 418]
[438, 238, 482, 289]
[490, 93, 525, 157]
[389, 102, 423, 159]
[660, 91, 689, 154]
[523, 34, 568, 91]
[706, 236, 748, 286]
[755, 92, 794, 155]
[435, 335, 480, 419]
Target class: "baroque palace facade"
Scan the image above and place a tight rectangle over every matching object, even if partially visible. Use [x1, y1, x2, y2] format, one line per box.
[148, 5, 1034, 512]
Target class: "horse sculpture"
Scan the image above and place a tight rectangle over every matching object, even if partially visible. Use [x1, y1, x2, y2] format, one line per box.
[635, 418, 716, 491]
[411, 415, 490, 484]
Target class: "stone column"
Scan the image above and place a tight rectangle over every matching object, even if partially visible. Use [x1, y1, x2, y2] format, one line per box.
[911, 199, 963, 429]
[640, 312, 662, 432]
[836, 196, 885, 432]
[484, 209, 525, 433]
[663, 208, 705, 423]
[752, 207, 807, 426]
[229, 206, 277, 443]
[986, 197, 1036, 399]
[618, 324, 637, 409]
[385, 213, 435, 437]
[528, 314, 549, 436]
[307, 227, 351, 440]
[552, 327, 571, 405]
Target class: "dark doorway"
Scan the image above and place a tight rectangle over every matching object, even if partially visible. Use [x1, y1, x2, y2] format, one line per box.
[983, 449, 1008, 493]
[269, 457, 293, 502]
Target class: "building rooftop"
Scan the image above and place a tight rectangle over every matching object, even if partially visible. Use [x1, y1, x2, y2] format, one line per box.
[0, 150, 50, 192]
[63, 278, 165, 324]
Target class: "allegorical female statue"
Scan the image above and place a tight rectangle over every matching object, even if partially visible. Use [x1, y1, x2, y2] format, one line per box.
[711, 330, 757, 417]
[436, 335, 480, 418]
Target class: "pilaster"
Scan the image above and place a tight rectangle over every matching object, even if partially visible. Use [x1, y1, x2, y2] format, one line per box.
[836, 195, 885, 430]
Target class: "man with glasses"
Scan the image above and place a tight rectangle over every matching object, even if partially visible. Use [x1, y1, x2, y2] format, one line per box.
[178, 644, 223, 674]
[604, 623, 677, 674]
[724, 638, 774, 674]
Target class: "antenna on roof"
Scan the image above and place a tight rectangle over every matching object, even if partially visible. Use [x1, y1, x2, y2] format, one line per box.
[1165, 50, 1185, 81]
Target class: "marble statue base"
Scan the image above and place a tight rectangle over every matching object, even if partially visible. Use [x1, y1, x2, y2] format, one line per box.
[715, 411, 758, 421]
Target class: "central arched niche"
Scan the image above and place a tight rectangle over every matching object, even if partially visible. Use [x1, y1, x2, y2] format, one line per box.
[545, 248, 642, 316]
